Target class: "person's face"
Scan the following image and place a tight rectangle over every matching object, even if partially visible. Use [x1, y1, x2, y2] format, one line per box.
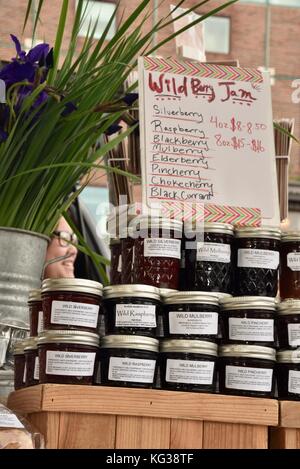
[44, 218, 78, 279]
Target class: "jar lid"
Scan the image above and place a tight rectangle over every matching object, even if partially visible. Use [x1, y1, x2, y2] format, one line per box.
[281, 231, 300, 243]
[213, 292, 233, 301]
[160, 288, 178, 299]
[160, 339, 218, 356]
[101, 335, 159, 353]
[235, 226, 281, 240]
[103, 284, 161, 301]
[28, 289, 42, 302]
[277, 299, 300, 315]
[13, 338, 31, 355]
[164, 291, 219, 306]
[109, 237, 120, 245]
[220, 296, 277, 311]
[37, 330, 100, 347]
[185, 222, 234, 236]
[42, 278, 103, 296]
[277, 349, 300, 363]
[137, 216, 183, 232]
[219, 344, 276, 361]
[24, 337, 39, 351]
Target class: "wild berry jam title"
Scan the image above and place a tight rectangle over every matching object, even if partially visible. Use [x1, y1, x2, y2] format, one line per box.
[148, 73, 257, 106]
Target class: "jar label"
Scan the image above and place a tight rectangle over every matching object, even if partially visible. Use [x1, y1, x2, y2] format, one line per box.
[288, 323, 300, 347]
[108, 357, 156, 383]
[0, 407, 24, 429]
[287, 252, 300, 271]
[23, 363, 27, 383]
[34, 356, 39, 380]
[288, 370, 300, 394]
[225, 365, 273, 392]
[169, 311, 218, 335]
[38, 311, 44, 334]
[117, 256, 122, 273]
[115, 304, 157, 328]
[197, 242, 231, 263]
[166, 359, 215, 385]
[144, 238, 181, 259]
[46, 351, 96, 376]
[229, 318, 274, 342]
[237, 249, 279, 269]
[51, 300, 99, 328]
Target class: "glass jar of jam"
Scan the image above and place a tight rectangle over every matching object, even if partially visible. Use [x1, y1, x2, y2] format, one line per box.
[277, 349, 300, 400]
[160, 339, 218, 392]
[132, 216, 183, 290]
[277, 299, 300, 349]
[109, 238, 122, 285]
[38, 330, 99, 385]
[158, 289, 179, 338]
[24, 337, 39, 387]
[218, 344, 276, 398]
[235, 227, 281, 297]
[280, 232, 300, 300]
[13, 338, 30, 390]
[185, 222, 234, 294]
[42, 278, 103, 333]
[120, 226, 134, 285]
[100, 334, 158, 388]
[163, 291, 219, 341]
[103, 284, 161, 337]
[220, 296, 277, 347]
[28, 289, 43, 337]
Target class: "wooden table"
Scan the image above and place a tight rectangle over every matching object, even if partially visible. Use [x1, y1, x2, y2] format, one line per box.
[270, 400, 300, 448]
[8, 385, 278, 449]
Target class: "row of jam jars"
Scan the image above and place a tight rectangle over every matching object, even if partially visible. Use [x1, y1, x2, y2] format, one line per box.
[280, 231, 300, 300]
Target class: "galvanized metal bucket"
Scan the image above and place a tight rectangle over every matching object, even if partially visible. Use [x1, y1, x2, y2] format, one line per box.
[0, 228, 49, 330]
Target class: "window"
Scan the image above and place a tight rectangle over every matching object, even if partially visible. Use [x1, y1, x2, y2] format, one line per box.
[240, 0, 300, 6]
[78, 1, 116, 39]
[203, 16, 230, 54]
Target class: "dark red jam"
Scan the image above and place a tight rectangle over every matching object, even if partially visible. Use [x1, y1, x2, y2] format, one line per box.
[280, 233, 300, 300]
[28, 290, 43, 336]
[24, 338, 39, 387]
[163, 292, 219, 341]
[103, 284, 161, 337]
[38, 330, 99, 385]
[110, 238, 122, 285]
[99, 335, 158, 388]
[220, 296, 276, 347]
[121, 234, 134, 284]
[218, 345, 276, 398]
[185, 223, 234, 294]
[277, 300, 300, 349]
[42, 278, 103, 333]
[159, 339, 217, 392]
[277, 350, 300, 400]
[132, 217, 183, 290]
[235, 227, 281, 297]
[13, 339, 29, 390]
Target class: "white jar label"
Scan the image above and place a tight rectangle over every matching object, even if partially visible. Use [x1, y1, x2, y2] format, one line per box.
[225, 365, 273, 392]
[144, 238, 181, 259]
[51, 300, 99, 328]
[169, 311, 218, 335]
[0, 406, 24, 429]
[38, 311, 44, 334]
[166, 359, 215, 385]
[238, 249, 279, 269]
[287, 253, 300, 271]
[23, 363, 27, 383]
[34, 356, 39, 380]
[229, 318, 274, 342]
[115, 304, 156, 328]
[46, 351, 96, 376]
[288, 370, 300, 394]
[288, 323, 300, 347]
[117, 256, 122, 273]
[197, 242, 231, 263]
[108, 357, 156, 383]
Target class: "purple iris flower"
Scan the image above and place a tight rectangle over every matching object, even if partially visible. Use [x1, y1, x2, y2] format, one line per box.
[0, 129, 8, 142]
[61, 101, 77, 117]
[122, 93, 138, 106]
[105, 124, 122, 136]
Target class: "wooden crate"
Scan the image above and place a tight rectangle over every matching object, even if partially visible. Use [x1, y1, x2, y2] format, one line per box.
[7, 385, 278, 449]
[270, 401, 300, 449]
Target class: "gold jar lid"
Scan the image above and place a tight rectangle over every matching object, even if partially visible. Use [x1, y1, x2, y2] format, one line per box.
[277, 349, 300, 363]
[220, 296, 277, 311]
[103, 284, 160, 301]
[24, 337, 39, 351]
[277, 299, 300, 315]
[185, 222, 234, 236]
[13, 338, 31, 355]
[164, 291, 219, 306]
[160, 339, 217, 356]
[219, 344, 276, 361]
[235, 226, 281, 240]
[28, 289, 42, 302]
[160, 288, 178, 299]
[281, 232, 300, 243]
[101, 335, 159, 353]
[42, 278, 103, 296]
[136, 215, 183, 233]
[37, 330, 100, 347]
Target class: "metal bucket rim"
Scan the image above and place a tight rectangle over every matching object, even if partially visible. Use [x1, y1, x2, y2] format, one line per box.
[0, 227, 50, 243]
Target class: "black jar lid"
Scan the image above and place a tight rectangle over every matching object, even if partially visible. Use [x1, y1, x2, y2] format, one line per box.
[219, 344, 276, 361]
[24, 337, 39, 352]
[101, 335, 159, 353]
[164, 291, 219, 306]
[160, 339, 218, 356]
[281, 231, 300, 243]
[42, 278, 103, 296]
[220, 296, 277, 311]
[277, 349, 300, 363]
[103, 284, 161, 301]
[37, 330, 100, 347]
[28, 289, 42, 302]
[235, 226, 281, 240]
[278, 299, 300, 315]
[13, 338, 31, 355]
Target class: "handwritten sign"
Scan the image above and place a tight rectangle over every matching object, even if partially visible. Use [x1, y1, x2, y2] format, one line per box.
[138, 57, 279, 225]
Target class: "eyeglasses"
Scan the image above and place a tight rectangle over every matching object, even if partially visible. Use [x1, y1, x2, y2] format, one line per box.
[52, 230, 78, 248]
